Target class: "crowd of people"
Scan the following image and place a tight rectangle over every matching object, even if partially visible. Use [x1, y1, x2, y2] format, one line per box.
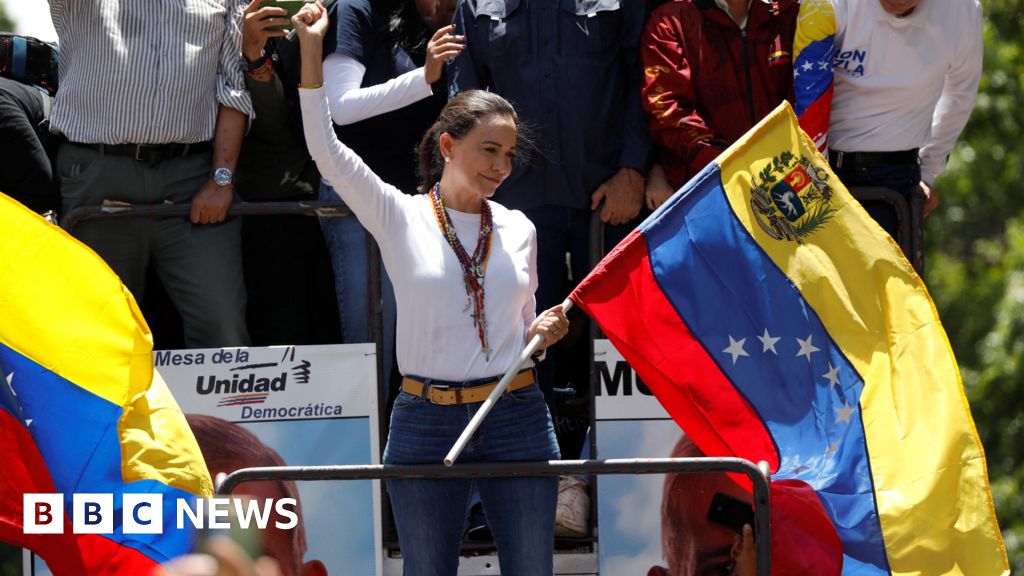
[0, 0, 981, 572]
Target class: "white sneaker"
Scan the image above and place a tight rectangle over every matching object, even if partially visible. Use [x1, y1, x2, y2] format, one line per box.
[554, 475, 589, 537]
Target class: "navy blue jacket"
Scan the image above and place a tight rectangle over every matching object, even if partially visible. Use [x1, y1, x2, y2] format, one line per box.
[449, 0, 653, 211]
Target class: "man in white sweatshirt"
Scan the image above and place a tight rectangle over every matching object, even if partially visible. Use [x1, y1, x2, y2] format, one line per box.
[793, 0, 982, 247]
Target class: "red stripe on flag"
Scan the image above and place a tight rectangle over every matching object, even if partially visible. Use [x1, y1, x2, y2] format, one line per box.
[79, 533, 163, 575]
[0, 410, 88, 575]
[800, 84, 833, 150]
[571, 231, 778, 471]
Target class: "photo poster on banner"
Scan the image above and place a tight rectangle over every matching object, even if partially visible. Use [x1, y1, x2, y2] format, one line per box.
[25, 343, 382, 576]
[593, 339, 682, 575]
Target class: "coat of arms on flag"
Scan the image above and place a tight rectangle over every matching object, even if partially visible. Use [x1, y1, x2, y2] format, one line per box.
[571, 102, 1009, 575]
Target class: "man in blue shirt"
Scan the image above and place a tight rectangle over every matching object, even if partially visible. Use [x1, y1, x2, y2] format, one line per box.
[449, 0, 652, 423]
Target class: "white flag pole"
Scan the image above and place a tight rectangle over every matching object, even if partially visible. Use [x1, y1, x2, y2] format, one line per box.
[444, 299, 573, 466]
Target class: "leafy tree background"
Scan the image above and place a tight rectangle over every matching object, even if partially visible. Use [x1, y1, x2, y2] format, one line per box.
[0, 4, 13, 33]
[0, 0, 1022, 573]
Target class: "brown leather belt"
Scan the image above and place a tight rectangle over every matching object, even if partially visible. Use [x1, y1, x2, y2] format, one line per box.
[401, 370, 535, 405]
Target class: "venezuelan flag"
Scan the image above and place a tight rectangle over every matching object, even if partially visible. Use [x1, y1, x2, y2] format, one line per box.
[0, 193, 212, 574]
[793, 0, 836, 150]
[571, 103, 1008, 575]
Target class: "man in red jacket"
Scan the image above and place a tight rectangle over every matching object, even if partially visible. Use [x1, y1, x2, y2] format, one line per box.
[641, 0, 798, 196]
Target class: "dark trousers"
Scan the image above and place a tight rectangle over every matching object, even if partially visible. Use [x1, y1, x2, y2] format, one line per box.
[58, 142, 250, 348]
[831, 161, 922, 243]
[241, 214, 340, 346]
[522, 205, 636, 457]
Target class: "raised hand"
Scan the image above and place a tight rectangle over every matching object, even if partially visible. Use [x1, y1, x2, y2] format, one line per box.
[424, 24, 465, 84]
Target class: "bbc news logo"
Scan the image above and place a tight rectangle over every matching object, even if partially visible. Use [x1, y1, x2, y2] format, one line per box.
[23, 494, 298, 534]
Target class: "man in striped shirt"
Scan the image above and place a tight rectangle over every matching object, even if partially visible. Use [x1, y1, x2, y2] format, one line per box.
[49, 0, 254, 348]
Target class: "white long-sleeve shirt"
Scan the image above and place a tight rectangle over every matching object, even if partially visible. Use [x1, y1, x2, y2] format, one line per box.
[823, 0, 982, 184]
[300, 87, 538, 380]
[323, 53, 433, 126]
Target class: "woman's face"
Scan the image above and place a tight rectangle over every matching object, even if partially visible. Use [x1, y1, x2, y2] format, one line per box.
[415, 0, 457, 30]
[442, 113, 518, 199]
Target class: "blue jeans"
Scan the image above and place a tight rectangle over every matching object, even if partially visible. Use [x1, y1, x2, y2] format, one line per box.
[384, 379, 560, 576]
[319, 181, 397, 391]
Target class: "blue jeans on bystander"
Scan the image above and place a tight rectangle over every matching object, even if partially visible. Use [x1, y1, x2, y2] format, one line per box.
[319, 181, 397, 391]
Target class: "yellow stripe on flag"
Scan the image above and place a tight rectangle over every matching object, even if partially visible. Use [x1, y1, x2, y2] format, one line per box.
[715, 104, 1007, 575]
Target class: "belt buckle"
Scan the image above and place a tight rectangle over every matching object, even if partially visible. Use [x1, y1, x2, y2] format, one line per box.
[425, 383, 448, 404]
[134, 145, 161, 166]
[834, 150, 845, 169]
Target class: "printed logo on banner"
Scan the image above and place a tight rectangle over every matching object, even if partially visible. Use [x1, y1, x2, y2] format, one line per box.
[594, 340, 669, 420]
[157, 344, 376, 422]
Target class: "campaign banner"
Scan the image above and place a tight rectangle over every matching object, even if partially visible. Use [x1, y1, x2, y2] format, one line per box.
[155, 344, 376, 422]
[594, 339, 677, 574]
[593, 339, 665, 420]
[27, 344, 383, 576]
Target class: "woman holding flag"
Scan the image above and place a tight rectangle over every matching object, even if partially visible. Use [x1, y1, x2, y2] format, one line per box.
[291, 3, 568, 574]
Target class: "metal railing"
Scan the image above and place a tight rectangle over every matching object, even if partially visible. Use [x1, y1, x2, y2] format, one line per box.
[217, 457, 774, 575]
[59, 199, 351, 232]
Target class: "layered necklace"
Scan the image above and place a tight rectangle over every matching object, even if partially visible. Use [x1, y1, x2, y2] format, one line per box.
[429, 183, 494, 359]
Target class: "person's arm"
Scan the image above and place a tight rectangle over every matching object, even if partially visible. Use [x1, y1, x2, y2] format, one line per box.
[191, 105, 247, 224]
[591, 0, 651, 225]
[447, 0, 490, 97]
[295, 3, 406, 239]
[216, 0, 256, 123]
[793, 0, 838, 151]
[919, 0, 983, 187]
[324, 25, 462, 124]
[645, 163, 675, 210]
[617, 0, 654, 176]
[323, 54, 432, 124]
[323, 2, 464, 123]
[192, 0, 254, 224]
[241, 0, 290, 140]
[641, 10, 726, 179]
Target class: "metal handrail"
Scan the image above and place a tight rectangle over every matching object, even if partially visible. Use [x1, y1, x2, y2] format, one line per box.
[217, 457, 773, 575]
[59, 199, 351, 232]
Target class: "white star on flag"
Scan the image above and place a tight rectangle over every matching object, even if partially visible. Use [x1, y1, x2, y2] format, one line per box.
[823, 363, 840, 388]
[802, 61, 814, 71]
[3, 372, 31, 427]
[723, 336, 749, 364]
[835, 402, 856, 424]
[796, 335, 820, 362]
[758, 329, 780, 354]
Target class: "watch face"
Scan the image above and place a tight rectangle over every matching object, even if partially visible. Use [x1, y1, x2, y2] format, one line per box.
[213, 167, 233, 186]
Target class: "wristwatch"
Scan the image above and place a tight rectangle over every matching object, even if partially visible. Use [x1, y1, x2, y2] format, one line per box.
[241, 49, 267, 72]
[212, 167, 234, 187]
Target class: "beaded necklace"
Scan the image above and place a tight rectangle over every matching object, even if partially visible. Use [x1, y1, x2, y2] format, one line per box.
[429, 182, 494, 359]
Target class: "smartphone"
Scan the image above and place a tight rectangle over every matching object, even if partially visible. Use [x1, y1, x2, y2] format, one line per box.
[707, 492, 754, 536]
[260, 0, 310, 30]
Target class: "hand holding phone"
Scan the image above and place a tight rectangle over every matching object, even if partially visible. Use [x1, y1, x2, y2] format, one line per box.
[707, 492, 754, 536]
[260, 0, 312, 30]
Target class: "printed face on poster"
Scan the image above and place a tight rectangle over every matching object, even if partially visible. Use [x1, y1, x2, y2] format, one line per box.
[27, 343, 382, 576]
